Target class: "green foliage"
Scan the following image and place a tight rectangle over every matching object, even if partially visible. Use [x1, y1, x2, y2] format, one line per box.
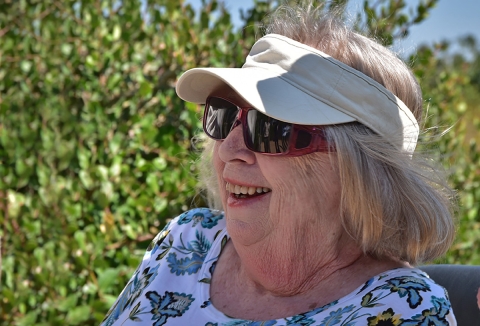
[351, 0, 480, 265]
[357, 0, 438, 45]
[410, 39, 480, 265]
[0, 0, 266, 324]
[0, 0, 479, 325]
[350, 0, 480, 265]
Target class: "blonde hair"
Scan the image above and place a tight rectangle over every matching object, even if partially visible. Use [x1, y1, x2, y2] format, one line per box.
[197, 3, 455, 265]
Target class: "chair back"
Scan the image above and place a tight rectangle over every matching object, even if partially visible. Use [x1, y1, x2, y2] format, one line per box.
[419, 264, 480, 326]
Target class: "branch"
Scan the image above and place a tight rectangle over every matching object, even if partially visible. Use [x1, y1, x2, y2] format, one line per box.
[106, 233, 155, 250]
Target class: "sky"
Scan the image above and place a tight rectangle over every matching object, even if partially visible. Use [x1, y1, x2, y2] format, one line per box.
[187, 0, 480, 56]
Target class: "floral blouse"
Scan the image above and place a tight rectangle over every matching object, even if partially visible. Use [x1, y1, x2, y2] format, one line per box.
[101, 208, 457, 326]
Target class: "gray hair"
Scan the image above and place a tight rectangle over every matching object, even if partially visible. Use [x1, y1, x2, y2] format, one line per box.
[197, 3, 455, 265]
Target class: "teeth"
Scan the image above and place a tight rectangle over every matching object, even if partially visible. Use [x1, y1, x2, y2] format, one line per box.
[225, 182, 271, 196]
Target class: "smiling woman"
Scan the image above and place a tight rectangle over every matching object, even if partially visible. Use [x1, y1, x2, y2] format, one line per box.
[101, 3, 457, 326]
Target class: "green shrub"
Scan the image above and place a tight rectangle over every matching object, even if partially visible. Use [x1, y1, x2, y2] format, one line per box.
[0, 0, 260, 324]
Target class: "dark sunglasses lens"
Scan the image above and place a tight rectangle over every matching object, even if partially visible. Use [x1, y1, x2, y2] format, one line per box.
[204, 98, 239, 139]
[246, 110, 292, 153]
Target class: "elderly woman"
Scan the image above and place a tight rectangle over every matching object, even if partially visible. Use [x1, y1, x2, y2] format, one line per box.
[102, 4, 456, 326]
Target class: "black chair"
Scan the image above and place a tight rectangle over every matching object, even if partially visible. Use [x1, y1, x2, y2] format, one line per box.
[419, 264, 480, 326]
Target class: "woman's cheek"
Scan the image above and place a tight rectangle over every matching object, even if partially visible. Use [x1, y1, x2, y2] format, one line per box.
[212, 143, 223, 176]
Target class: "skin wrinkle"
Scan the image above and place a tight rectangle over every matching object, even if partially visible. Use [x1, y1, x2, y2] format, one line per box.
[250, 155, 344, 295]
[211, 117, 387, 310]
[214, 131, 272, 246]
[223, 223, 366, 297]
[211, 88, 367, 293]
[206, 87, 435, 319]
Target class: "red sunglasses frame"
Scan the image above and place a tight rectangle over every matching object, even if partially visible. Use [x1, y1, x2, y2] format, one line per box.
[203, 96, 333, 156]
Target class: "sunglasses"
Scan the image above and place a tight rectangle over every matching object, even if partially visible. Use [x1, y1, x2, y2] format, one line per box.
[203, 96, 332, 156]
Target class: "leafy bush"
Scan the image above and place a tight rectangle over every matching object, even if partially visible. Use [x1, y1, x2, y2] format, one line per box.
[0, 0, 258, 324]
[411, 40, 480, 264]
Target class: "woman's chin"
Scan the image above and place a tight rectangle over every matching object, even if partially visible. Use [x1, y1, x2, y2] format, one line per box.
[225, 219, 268, 246]
[224, 197, 272, 246]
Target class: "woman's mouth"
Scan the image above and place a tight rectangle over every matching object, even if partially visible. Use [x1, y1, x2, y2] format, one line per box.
[225, 182, 271, 199]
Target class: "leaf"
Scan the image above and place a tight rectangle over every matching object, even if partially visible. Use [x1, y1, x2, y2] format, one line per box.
[112, 25, 122, 41]
[220, 235, 228, 251]
[61, 43, 73, 56]
[57, 294, 79, 312]
[74, 231, 86, 250]
[153, 157, 167, 170]
[79, 170, 93, 189]
[213, 229, 222, 240]
[66, 305, 91, 324]
[97, 268, 121, 291]
[360, 292, 379, 308]
[156, 248, 171, 261]
[7, 190, 25, 218]
[15, 311, 39, 326]
[128, 302, 145, 321]
[20, 60, 32, 73]
[139, 80, 153, 97]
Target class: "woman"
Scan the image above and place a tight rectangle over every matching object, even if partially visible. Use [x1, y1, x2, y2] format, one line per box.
[102, 4, 456, 325]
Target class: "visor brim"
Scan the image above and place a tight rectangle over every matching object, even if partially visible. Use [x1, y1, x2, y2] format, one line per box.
[176, 67, 357, 126]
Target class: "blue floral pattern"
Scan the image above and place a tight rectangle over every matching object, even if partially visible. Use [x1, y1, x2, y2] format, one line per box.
[101, 208, 457, 326]
[145, 291, 194, 326]
[177, 208, 223, 229]
[401, 296, 452, 326]
[374, 276, 430, 308]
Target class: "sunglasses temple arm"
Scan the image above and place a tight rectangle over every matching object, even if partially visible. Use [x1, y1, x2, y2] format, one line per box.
[313, 133, 334, 153]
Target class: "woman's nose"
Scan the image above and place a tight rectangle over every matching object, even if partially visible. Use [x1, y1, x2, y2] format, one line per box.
[217, 125, 256, 164]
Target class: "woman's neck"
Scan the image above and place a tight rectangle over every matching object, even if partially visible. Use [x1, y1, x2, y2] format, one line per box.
[210, 238, 406, 320]
[231, 236, 368, 296]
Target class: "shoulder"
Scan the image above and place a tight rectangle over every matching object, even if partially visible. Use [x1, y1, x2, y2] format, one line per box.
[174, 207, 225, 229]
[303, 268, 455, 325]
[357, 268, 456, 325]
[100, 208, 227, 326]
[145, 207, 226, 256]
[163, 207, 226, 241]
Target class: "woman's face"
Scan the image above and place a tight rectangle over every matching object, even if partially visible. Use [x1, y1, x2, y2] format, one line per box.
[212, 95, 344, 249]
